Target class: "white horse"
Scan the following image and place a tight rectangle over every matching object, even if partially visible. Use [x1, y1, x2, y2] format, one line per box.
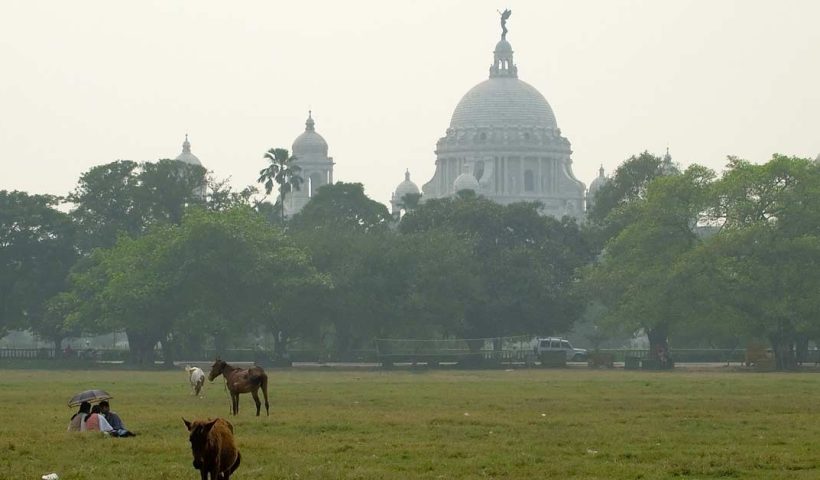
[185, 365, 205, 397]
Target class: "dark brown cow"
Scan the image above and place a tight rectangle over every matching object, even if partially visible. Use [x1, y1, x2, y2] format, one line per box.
[183, 417, 241, 480]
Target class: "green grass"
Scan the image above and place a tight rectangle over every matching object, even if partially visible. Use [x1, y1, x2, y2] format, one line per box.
[2, 367, 819, 479]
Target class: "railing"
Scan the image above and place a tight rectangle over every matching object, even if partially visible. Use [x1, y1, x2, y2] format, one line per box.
[0, 348, 129, 361]
[3, 347, 818, 366]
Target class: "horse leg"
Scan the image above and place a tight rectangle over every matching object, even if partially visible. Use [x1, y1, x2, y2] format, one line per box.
[261, 374, 270, 416]
[232, 393, 239, 415]
[251, 389, 261, 416]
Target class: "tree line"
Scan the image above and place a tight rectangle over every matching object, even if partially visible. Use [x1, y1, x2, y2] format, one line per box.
[2, 150, 819, 369]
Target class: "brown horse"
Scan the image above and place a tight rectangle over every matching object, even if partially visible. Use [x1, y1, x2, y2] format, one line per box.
[208, 358, 270, 416]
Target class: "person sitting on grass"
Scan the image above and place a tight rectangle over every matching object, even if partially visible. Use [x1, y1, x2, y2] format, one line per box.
[84, 404, 114, 434]
[99, 400, 135, 437]
[67, 401, 91, 432]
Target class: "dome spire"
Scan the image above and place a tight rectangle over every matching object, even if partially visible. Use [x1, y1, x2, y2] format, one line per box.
[305, 110, 315, 132]
[405, 169, 411, 181]
[489, 10, 517, 79]
[182, 133, 191, 154]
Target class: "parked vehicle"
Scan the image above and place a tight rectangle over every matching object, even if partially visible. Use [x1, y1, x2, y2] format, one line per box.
[534, 337, 587, 361]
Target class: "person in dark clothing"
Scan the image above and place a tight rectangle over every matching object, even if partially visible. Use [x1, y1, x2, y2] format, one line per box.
[99, 400, 135, 437]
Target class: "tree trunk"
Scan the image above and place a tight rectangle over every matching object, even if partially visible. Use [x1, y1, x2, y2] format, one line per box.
[647, 324, 671, 369]
[769, 333, 797, 371]
[52, 335, 64, 358]
[125, 330, 156, 366]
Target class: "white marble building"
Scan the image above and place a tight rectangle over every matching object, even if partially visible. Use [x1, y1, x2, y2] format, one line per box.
[411, 24, 587, 219]
[285, 112, 334, 217]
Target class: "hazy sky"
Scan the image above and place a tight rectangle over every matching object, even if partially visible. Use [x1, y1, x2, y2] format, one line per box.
[2, 1, 819, 207]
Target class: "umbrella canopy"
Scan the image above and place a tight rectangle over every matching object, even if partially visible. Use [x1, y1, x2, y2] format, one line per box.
[68, 389, 112, 407]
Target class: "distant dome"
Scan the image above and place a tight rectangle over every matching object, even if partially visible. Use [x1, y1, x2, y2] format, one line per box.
[175, 134, 202, 166]
[453, 165, 480, 193]
[449, 77, 558, 130]
[588, 165, 608, 196]
[292, 112, 328, 158]
[394, 169, 420, 200]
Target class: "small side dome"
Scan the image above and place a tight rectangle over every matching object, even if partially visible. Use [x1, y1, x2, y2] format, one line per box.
[175, 134, 202, 166]
[588, 165, 608, 196]
[292, 111, 329, 158]
[453, 165, 480, 193]
[395, 169, 420, 200]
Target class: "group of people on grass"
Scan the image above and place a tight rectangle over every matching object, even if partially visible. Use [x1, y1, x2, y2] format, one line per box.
[67, 400, 135, 437]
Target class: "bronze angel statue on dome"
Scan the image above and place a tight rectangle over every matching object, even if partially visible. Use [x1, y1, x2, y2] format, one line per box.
[499, 9, 511, 40]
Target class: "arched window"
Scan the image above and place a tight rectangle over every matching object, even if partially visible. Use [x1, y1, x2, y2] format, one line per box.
[524, 170, 535, 192]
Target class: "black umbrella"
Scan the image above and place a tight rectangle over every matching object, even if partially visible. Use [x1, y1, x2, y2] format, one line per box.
[67, 389, 112, 407]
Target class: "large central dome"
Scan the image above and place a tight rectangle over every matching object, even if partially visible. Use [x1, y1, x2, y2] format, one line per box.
[421, 17, 586, 219]
[449, 77, 558, 129]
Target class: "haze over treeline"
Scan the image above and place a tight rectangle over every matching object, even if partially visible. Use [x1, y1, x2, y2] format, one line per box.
[2, 1, 819, 207]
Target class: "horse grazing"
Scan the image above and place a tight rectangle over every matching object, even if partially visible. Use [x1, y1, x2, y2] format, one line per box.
[183, 417, 241, 480]
[208, 358, 270, 416]
[186, 365, 206, 397]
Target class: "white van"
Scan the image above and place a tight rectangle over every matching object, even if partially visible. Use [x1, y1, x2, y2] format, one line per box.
[534, 337, 587, 361]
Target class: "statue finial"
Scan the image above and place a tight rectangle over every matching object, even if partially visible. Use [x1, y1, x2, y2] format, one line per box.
[498, 9, 512, 40]
[305, 110, 315, 131]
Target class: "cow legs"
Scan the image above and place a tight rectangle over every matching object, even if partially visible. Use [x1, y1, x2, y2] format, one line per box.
[251, 390, 261, 416]
[209, 465, 220, 480]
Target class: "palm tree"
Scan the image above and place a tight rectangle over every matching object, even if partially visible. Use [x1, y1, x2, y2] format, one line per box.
[257, 148, 304, 222]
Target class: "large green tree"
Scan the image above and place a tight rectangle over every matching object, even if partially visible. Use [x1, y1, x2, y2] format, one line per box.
[586, 151, 679, 249]
[289, 182, 391, 233]
[67, 160, 144, 251]
[581, 165, 715, 365]
[68, 159, 208, 251]
[400, 193, 592, 343]
[0, 190, 78, 345]
[64, 207, 325, 364]
[682, 155, 820, 369]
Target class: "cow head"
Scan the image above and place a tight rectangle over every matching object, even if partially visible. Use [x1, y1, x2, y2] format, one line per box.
[183, 417, 218, 468]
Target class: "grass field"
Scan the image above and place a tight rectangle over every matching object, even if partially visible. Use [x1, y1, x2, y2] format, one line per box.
[2, 367, 819, 479]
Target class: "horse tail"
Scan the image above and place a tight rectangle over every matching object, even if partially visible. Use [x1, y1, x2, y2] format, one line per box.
[260, 372, 270, 416]
[229, 451, 241, 476]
